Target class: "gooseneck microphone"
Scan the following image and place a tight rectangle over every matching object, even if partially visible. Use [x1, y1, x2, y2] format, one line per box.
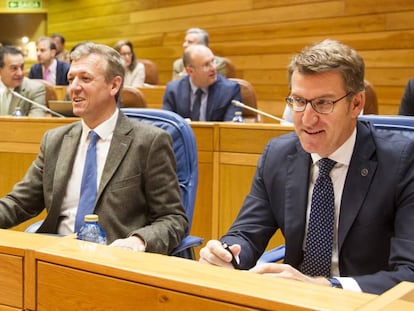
[231, 100, 292, 124]
[10, 90, 66, 118]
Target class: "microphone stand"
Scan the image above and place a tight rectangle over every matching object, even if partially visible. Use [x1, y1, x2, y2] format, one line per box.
[10, 90, 66, 118]
[231, 100, 292, 125]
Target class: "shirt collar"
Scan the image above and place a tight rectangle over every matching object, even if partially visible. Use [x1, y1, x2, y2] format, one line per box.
[81, 108, 119, 142]
[311, 127, 356, 166]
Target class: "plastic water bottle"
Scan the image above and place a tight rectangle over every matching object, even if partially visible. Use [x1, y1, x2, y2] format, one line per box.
[77, 214, 107, 245]
[232, 111, 244, 123]
[12, 107, 24, 117]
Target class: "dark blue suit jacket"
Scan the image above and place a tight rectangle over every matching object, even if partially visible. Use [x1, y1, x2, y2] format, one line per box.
[398, 78, 414, 115]
[162, 75, 242, 121]
[28, 60, 70, 86]
[222, 121, 414, 294]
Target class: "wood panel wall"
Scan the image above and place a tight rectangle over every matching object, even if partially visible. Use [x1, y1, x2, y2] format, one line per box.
[47, 0, 414, 118]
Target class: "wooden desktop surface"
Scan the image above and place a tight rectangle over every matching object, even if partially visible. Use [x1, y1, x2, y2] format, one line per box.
[0, 229, 381, 311]
[1, 229, 413, 310]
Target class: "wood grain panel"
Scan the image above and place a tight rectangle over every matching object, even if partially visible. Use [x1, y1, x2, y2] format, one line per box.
[47, 0, 414, 118]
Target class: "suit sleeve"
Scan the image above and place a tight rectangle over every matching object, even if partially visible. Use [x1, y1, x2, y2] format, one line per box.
[162, 84, 176, 112]
[130, 130, 188, 254]
[223, 82, 242, 121]
[26, 81, 48, 117]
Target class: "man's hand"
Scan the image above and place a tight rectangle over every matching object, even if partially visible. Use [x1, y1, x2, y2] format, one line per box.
[109, 235, 146, 252]
[250, 263, 330, 286]
[199, 239, 241, 269]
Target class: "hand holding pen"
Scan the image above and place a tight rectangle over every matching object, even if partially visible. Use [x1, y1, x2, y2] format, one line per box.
[221, 241, 241, 270]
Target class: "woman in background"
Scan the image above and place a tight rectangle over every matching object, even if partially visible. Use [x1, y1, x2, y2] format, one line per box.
[114, 40, 145, 87]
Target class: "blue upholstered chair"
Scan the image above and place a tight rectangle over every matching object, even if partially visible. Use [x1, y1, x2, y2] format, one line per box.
[122, 108, 202, 259]
[26, 108, 203, 259]
[257, 114, 414, 264]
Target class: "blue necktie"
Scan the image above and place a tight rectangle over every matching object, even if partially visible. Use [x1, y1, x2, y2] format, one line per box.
[301, 158, 337, 277]
[191, 88, 203, 121]
[75, 131, 99, 232]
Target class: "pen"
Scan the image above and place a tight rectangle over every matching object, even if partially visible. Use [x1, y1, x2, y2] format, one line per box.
[221, 242, 240, 270]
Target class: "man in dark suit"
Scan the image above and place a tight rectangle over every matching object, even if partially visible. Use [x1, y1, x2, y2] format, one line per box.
[0, 42, 188, 254]
[199, 39, 414, 294]
[28, 36, 70, 86]
[398, 77, 414, 115]
[0, 45, 47, 116]
[163, 44, 241, 121]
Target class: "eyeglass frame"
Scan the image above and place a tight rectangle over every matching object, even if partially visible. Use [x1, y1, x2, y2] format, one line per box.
[285, 91, 353, 114]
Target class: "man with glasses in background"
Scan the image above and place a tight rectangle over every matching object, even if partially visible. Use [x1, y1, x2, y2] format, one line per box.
[199, 39, 414, 294]
[163, 44, 241, 121]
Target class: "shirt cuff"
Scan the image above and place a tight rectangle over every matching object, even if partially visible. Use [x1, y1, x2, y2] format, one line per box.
[336, 277, 362, 292]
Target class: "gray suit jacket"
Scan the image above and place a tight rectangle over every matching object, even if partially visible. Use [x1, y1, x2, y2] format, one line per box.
[222, 121, 414, 294]
[0, 111, 188, 254]
[7, 78, 48, 116]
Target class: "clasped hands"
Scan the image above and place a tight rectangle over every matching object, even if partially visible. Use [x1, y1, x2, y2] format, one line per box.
[199, 240, 329, 287]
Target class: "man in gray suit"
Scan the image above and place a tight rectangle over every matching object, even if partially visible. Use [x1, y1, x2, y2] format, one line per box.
[0, 45, 47, 116]
[0, 42, 188, 254]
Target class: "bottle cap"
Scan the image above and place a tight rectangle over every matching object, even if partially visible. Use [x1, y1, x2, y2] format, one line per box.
[84, 214, 99, 222]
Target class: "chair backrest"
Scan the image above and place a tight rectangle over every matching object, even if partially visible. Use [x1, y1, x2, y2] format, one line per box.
[222, 57, 236, 78]
[32, 79, 58, 107]
[363, 80, 378, 115]
[358, 115, 414, 139]
[121, 108, 198, 233]
[229, 78, 260, 122]
[119, 86, 147, 108]
[140, 59, 159, 85]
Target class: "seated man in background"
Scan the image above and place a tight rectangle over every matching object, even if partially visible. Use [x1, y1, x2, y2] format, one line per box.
[199, 39, 414, 294]
[398, 77, 414, 115]
[0, 45, 47, 116]
[163, 44, 241, 121]
[51, 33, 70, 63]
[29, 36, 70, 86]
[0, 42, 188, 254]
[172, 28, 227, 80]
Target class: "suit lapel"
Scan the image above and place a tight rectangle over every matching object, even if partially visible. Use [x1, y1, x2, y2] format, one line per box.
[338, 122, 377, 252]
[97, 113, 132, 201]
[40, 124, 82, 232]
[284, 143, 311, 266]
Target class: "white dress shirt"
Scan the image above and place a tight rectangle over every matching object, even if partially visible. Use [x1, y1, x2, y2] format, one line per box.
[58, 109, 119, 234]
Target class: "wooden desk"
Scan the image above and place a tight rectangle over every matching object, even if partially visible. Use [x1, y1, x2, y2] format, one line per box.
[0, 230, 58, 310]
[2, 230, 414, 310]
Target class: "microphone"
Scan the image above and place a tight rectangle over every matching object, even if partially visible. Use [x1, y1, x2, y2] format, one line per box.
[10, 90, 66, 118]
[231, 100, 292, 124]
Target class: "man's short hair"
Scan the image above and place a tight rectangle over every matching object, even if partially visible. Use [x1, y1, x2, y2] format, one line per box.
[186, 28, 209, 46]
[288, 39, 365, 94]
[37, 36, 57, 50]
[0, 45, 23, 68]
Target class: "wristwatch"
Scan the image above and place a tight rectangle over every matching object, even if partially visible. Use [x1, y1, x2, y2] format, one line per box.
[327, 277, 343, 289]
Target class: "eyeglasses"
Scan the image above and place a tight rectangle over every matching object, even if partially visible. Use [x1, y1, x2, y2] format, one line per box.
[120, 52, 132, 57]
[190, 58, 218, 72]
[285, 92, 353, 114]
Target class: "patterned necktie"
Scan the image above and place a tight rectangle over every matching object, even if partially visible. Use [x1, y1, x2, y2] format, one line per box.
[191, 88, 203, 121]
[75, 131, 100, 232]
[301, 158, 337, 277]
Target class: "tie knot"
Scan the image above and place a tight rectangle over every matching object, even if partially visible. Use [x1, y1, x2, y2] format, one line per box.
[89, 131, 100, 145]
[195, 88, 203, 97]
[318, 158, 336, 177]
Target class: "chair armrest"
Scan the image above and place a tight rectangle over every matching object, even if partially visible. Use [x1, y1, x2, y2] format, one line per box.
[171, 235, 203, 259]
[256, 245, 286, 265]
